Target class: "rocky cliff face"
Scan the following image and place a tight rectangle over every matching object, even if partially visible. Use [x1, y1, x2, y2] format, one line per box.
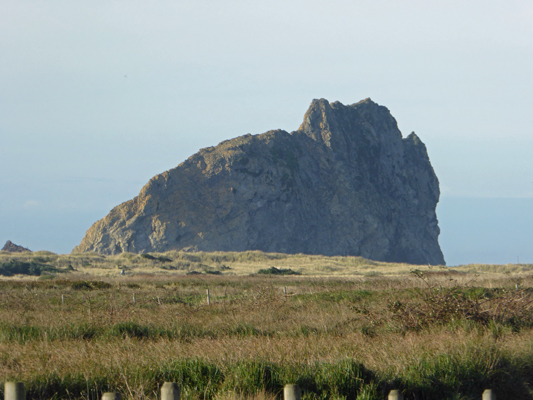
[2, 241, 31, 252]
[74, 98, 445, 265]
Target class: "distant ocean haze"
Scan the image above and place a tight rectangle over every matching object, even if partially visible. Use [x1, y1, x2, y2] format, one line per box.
[437, 197, 533, 266]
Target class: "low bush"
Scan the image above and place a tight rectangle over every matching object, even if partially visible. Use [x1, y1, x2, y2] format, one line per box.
[204, 270, 222, 275]
[384, 271, 533, 332]
[257, 267, 300, 275]
[0, 260, 58, 276]
[71, 281, 112, 290]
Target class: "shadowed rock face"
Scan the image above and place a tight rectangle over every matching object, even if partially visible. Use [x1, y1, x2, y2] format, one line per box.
[74, 98, 445, 265]
[2, 241, 31, 252]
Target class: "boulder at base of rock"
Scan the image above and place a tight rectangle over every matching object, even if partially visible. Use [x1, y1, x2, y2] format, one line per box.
[2, 240, 31, 252]
[73, 98, 446, 265]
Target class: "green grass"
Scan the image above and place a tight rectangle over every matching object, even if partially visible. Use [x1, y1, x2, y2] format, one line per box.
[2, 354, 532, 400]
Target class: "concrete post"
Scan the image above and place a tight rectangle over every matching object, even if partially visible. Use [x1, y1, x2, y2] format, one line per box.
[4, 382, 25, 400]
[161, 382, 180, 400]
[207, 289, 210, 305]
[388, 389, 404, 400]
[283, 384, 301, 400]
[483, 389, 496, 400]
[101, 393, 122, 400]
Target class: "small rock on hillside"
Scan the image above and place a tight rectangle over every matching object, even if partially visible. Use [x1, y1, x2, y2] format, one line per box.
[2, 240, 31, 252]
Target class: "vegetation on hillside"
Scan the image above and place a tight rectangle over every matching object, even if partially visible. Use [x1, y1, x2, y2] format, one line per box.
[0, 259, 60, 276]
[1, 249, 531, 278]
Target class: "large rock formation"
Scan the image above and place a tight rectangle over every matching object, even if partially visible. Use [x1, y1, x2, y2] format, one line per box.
[2, 241, 31, 252]
[74, 98, 445, 265]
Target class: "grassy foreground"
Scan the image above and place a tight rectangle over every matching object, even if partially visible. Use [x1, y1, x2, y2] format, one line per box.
[1, 250, 533, 399]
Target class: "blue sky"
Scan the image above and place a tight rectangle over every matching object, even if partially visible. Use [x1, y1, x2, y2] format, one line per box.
[1, 0, 532, 265]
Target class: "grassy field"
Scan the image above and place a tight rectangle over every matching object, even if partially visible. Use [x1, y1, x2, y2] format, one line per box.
[1, 250, 533, 399]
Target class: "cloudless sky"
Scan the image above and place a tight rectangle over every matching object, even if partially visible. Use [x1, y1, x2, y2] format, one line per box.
[1, 0, 532, 265]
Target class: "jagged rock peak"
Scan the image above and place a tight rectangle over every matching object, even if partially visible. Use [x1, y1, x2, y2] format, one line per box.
[2, 241, 31, 252]
[298, 97, 400, 145]
[74, 98, 445, 265]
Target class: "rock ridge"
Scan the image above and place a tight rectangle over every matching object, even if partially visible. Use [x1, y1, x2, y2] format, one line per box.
[74, 98, 445, 265]
[2, 241, 31, 252]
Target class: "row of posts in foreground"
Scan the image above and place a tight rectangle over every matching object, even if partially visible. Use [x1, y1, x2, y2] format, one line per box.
[3, 382, 497, 400]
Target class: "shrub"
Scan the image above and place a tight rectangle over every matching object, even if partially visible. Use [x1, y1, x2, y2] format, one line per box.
[71, 281, 112, 290]
[257, 267, 300, 275]
[205, 270, 222, 275]
[385, 271, 533, 332]
[126, 283, 141, 289]
[0, 260, 58, 276]
[70, 281, 93, 290]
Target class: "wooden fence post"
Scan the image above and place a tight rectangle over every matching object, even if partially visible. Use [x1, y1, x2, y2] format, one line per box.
[101, 393, 122, 400]
[388, 389, 403, 400]
[207, 289, 210, 305]
[161, 382, 180, 400]
[483, 389, 496, 400]
[284, 384, 301, 400]
[4, 382, 25, 400]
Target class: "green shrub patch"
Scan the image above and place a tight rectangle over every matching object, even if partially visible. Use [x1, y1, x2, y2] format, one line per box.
[0, 260, 59, 276]
[257, 267, 301, 275]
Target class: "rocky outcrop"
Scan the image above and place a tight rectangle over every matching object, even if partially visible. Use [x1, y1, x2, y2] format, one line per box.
[74, 98, 445, 265]
[2, 241, 31, 252]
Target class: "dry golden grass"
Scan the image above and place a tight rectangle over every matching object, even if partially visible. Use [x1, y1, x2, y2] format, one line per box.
[4, 329, 533, 380]
[2, 250, 533, 399]
[1, 249, 533, 280]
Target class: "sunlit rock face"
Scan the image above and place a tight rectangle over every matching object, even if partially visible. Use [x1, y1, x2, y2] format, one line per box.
[74, 98, 445, 265]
